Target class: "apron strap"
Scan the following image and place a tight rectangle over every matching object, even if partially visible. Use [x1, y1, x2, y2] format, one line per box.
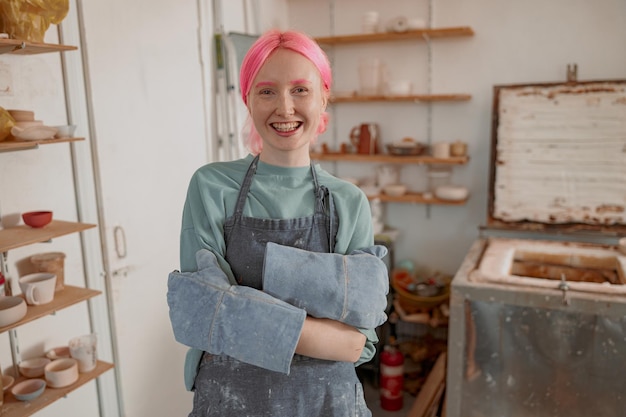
[232, 155, 260, 220]
[312, 164, 335, 253]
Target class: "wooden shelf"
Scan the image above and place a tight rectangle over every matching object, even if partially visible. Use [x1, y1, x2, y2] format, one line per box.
[330, 93, 471, 103]
[368, 192, 468, 205]
[0, 360, 114, 416]
[0, 137, 84, 153]
[0, 39, 77, 55]
[0, 286, 102, 334]
[310, 152, 469, 165]
[0, 220, 96, 253]
[314, 26, 474, 45]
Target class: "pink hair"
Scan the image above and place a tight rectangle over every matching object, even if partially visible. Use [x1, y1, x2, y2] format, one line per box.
[239, 29, 332, 155]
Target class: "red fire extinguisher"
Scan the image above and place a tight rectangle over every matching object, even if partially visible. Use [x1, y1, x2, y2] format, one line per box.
[380, 339, 404, 411]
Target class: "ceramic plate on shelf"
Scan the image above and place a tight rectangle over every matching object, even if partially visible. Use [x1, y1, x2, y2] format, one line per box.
[11, 125, 58, 141]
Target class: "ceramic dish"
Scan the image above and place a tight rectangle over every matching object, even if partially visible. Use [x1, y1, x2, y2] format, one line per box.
[45, 358, 79, 388]
[22, 211, 53, 228]
[7, 109, 35, 122]
[10, 125, 58, 141]
[46, 346, 71, 360]
[0, 296, 27, 327]
[14, 120, 43, 129]
[434, 185, 469, 201]
[53, 124, 77, 138]
[386, 143, 425, 156]
[19, 357, 51, 378]
[11, 378, 46, 401]
[383, 184, 407, 197]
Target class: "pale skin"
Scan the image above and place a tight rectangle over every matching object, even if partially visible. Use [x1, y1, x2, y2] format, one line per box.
[246, 48, 366, 362]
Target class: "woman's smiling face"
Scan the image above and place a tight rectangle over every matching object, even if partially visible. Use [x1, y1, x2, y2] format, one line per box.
[246, 48, 328, 166]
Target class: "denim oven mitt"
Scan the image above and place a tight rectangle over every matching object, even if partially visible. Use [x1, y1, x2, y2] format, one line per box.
[167, 249, 306, 374]
[262, 243, 389, 329]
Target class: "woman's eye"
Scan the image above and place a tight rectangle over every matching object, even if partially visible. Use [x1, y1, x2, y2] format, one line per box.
[293, 87, 308, 94]
[259, 89, 273, 95]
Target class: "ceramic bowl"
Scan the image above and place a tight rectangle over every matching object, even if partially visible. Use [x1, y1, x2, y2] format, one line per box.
[434, 185, 469, 201]
[10, 125, 58, 141]
[46, 346, 71, 360]
[0, 296, 27, 327]
[7, 109, 35, 122]
[12, 378, 46, 401]
[45, 358, 79, 388]
[386, 142, 425, 156]
[19, 357, 51, 378]
[387, 80, 412, 96]
[53, 124, 77, 138]
[383, 184, 408, 197]
[14, 120, 43, 129]
[2, 374, 15, 392]
[22, 211, 53, 228]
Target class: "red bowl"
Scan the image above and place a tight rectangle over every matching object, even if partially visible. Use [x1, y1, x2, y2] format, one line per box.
[22, 211, 53, 228]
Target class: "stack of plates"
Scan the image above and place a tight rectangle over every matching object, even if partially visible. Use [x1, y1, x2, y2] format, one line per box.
[8, 109, 57, 140]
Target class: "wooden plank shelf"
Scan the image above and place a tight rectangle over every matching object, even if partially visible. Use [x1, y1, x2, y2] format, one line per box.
[330, 93, 471, 103]
[0, 220, 96, 253]
[0, 137, 84, 153]
[310, 152, 469, 165]
[314, 26, 474, 45]
[0, 360, 114, 417]
[0, 286, 102, 334]
[0, 39, 77, 55]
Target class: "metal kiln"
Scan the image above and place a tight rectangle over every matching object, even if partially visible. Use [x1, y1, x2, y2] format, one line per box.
[446, 79, 626, 417]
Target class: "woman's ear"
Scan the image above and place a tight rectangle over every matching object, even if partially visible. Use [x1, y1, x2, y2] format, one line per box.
[321, 91, 329, 111]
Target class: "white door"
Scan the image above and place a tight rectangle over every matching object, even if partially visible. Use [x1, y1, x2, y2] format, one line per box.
[75, 0, 212, 415]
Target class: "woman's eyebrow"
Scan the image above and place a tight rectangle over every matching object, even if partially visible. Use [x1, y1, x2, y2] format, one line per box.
[254, 81, 276, 88]
[290, 78, 312, 86]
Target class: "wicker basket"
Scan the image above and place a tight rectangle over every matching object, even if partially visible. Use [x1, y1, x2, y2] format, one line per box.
[391, 271, 450, 314]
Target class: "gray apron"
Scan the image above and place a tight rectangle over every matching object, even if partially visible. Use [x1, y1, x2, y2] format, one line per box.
[189, 155, 372, 417]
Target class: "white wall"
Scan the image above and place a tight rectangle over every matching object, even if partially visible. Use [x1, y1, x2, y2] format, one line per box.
[287, 0, 626, 275]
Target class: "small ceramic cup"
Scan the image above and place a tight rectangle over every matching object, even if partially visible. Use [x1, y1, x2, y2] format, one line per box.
[19, 272, 57, 305]
[432, 142, 450, 158]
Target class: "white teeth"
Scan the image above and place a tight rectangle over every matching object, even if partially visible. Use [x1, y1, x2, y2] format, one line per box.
[272, 122, 300, 132]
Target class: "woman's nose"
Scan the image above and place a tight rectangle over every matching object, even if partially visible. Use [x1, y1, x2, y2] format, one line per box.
[276, 93, 295, 116]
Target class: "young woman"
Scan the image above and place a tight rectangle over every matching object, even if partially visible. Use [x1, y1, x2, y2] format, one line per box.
[168, 29, 389, 416]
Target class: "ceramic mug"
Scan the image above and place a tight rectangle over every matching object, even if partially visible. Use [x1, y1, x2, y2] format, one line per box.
[432, 142, 450, 158]
[19, 272, 57, 305]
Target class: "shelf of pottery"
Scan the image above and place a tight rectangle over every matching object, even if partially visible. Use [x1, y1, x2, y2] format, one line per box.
[307, 7, 474, 207]
[0, 38, 114, 417]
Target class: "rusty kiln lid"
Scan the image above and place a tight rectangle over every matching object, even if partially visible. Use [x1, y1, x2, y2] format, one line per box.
[487, 80, 626, 234]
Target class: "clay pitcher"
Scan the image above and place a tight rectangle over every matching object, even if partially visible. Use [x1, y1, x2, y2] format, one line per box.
[350, 123, 379, 154]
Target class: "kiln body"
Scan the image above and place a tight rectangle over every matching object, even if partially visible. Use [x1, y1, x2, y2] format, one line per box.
[447, 79, 626, 417]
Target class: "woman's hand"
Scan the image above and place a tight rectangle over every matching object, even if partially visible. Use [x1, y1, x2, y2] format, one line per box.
[295, 317, 366, 363]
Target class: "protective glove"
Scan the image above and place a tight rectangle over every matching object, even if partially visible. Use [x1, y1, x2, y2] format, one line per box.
[167, 249, 306, 374]
[262, 243, 389, 329]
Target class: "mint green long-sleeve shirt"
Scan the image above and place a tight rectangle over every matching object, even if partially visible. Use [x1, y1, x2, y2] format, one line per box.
[178, 154, 378, 390]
